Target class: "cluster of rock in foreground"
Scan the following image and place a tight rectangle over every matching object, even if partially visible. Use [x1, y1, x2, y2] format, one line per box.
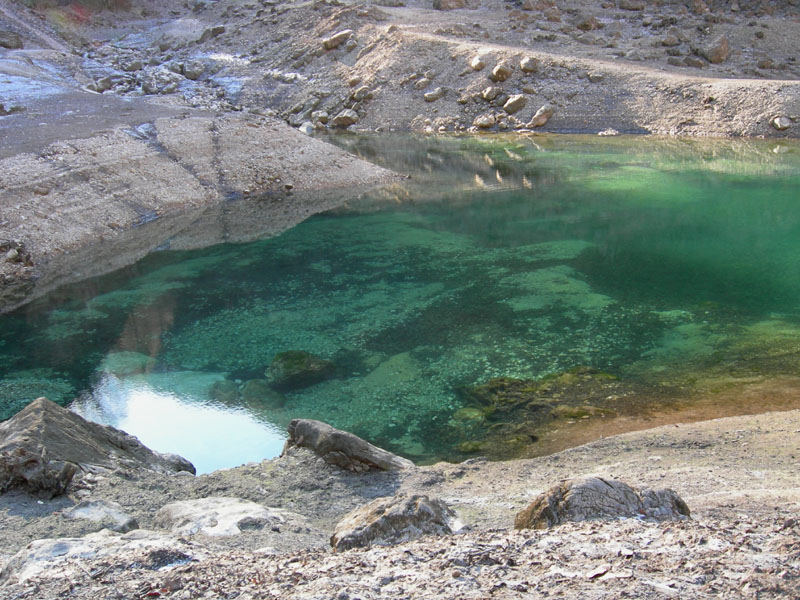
[0, 399, 692, 582]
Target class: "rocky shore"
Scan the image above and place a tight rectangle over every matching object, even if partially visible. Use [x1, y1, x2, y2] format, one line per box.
[0, 399, 797, 598]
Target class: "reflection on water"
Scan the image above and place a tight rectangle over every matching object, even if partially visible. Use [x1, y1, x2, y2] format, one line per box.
[71, 373, 287, 475]
[1, 134, 800, 470]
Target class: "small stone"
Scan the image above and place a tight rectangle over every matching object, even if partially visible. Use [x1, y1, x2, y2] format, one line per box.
[0, 30, 23, 49]
[352, 85, 373, 101]
[95, 77, 113, 92]
[322, 29, 354, 50]
[424, 87, 445, 102]
[521, 84, 536, 94]
[703, 36, 730, 64]
[587, 71, 604, 83]
[4, 249, 20, 263]
[433, 0, 466, 9]
[198, 25, 225, 43]
[489, 63, 513, 82]
[684, 56, 705, 68]
[32, 185, 50, 196]
[470, 55, 486, 71]
[520, 56, 539, 73]
[182, 59, 205, 80]
[756, 58, 774, 69]
[576, 16, 600, 31]
[331, 109, 359, 128]
[311, 110, 329, 124]
[348, 75, 362, 87]
[618, 0, 645, 10]
[121, 59, 143, 72]
[503, 94, 527, 114]
[598, 128, 619, 136]
[662, 35, 680, 47]
[527, 103, 554, 127]
[473, 113, 496, 128]
[481, 86, 501, 101]
[414, 77, 432, 90]
[770, 116, 792, 131]
[667, 57, 684, 66]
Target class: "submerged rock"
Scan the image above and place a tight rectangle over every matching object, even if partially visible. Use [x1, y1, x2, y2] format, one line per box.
[284, 419, 414, 472]
[514, 476, 690, 529]
[0, 398, 194, 497]
[331, 494, 461, 551]
[266, 351, 335, 391]
[209, 379, 240, 403]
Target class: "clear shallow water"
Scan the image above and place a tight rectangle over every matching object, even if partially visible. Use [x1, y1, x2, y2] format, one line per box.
[2, 135, 800, 472]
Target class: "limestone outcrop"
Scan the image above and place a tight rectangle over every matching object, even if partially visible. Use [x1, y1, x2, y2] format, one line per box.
[514, 476, 690, 530]
[331, 494, 461, 551]
[284, 419, 414, 473]
[0, 398, 194, 497]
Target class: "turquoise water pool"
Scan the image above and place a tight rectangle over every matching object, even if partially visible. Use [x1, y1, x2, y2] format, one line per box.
[2, 135, 800, 472]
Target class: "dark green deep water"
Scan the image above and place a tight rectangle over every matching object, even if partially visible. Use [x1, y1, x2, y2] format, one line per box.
[2, 135, 800, 473]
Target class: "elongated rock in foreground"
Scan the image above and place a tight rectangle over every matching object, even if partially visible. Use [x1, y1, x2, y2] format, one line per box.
[284, 419, 414, 473]
[514, 476, 690, 529]
[0, 398, 194, 497]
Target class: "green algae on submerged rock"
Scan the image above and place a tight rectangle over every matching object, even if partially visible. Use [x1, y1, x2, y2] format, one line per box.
[267, 351, 335, 391]
[241, 379, 286, 408]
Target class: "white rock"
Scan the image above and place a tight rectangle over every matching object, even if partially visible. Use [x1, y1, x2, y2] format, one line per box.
[770, 116, 792, 131]
[154, 497, 299, 536]
[62, 499, 138, 533]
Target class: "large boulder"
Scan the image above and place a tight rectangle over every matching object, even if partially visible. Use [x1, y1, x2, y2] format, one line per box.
[0, 398, 194, 497]
[331, 494, 462, 551]
[154, 497, 301, 536]
[266, 351, 335, 391]
[284, 419, 414, 473]
[514, 476, 690, 530]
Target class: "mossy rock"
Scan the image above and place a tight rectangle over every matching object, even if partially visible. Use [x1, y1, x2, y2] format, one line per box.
[456, 440, 488, 453]
[266, 351, 335, 391]
[452, 407, 486, 422]
[241, 379, 286, 408]
[550, 404, 613, 420]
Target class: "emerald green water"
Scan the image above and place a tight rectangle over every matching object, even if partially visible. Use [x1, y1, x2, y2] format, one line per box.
[2, 135, 800, 473]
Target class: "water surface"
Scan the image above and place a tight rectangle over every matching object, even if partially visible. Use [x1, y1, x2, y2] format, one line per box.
[2, 135, 800, 472]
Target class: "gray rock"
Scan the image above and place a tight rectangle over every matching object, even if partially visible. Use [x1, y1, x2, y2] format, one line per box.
[618, 0, 645, 10]
[0, 398, 194, 497]
[299, 122, 315, 135]
[703, 36, 730, 64]
[311, 110, 329, 124]
[182, 59, 205, 80]
[770, 116, 792, 131]
[433, 0, 466, 9]
[331, 494, 461, 551]
[662, 35, 680, 47]
[120, 58, 143, 72]
[528, 103, 554, 127]
[514, 476, 690, 529]
[142, 68, 184, 95]
[284, 419, 414, 473]
[198, 25, 225, 43]
[155, 497, 297, 536]
[503, 94, 527, 114]
[322, 30, 353, 50]
[63, 499, 139, 533]
[489, 63, 512, 82]
[0, 529, 191, 585]
[351, 85, 373, 101]
[0, 30, 23, 50]
[470, 55, 486, 71]
[520, 56, 539, 73]
[95, 77, 113, 92]
[684, 56, 705, 68]
[481, 86, 501, 101]
[330, 109, 359, 128]
[473, 113, 496, 128]
[424, 87, 446, 102]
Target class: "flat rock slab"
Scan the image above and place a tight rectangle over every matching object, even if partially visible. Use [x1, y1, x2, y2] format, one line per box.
[62, 499, 138, 534]
[331, 494, 462, 551]
[514, 476, 690, 530]
[154, 497, 304, 537]
[285, 419, 415, 473]
[0, 528, 193, 585]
